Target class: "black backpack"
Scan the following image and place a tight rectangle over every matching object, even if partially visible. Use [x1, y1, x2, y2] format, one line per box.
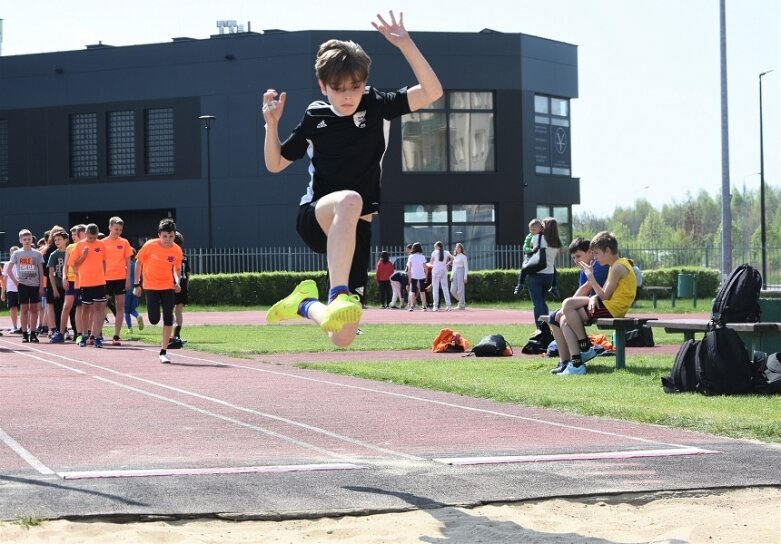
[625, 326, 655, 347]
[711, 264, 762, 325]
[751, 352, 781, 395]
[694, 325, 753, 395]
[471, 334, 512, 357]
[662, 339, 699, 393]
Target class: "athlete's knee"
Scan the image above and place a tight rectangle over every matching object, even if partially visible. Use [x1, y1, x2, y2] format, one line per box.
[335, 191, 363, 218]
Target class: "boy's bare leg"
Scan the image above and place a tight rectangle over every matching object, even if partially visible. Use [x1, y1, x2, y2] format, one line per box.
[315, 191, 361, 287]
[60, 296, 74, 334]
[113, 296, 125, 339]
[561, 296, 591, 343]
[266, 190, 363, 348]
[91, 301, 107, 338]
[549, 315, 572, 361]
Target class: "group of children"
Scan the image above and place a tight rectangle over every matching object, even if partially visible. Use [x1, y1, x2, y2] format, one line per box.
[0, 218, 190, 364]
[374, 241, 469, 311]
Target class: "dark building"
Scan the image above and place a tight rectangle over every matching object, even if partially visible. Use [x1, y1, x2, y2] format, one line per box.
[0, 28, 579, 265]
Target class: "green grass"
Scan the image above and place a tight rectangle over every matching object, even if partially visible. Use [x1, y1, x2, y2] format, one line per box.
[128, 323, 542, 357]
[13, 516, 43, 529]
[126, 320, 781, 443]
[299, 356, 781, 443]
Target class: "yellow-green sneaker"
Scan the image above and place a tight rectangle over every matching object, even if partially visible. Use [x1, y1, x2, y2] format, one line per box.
[266, 280, 319, 324]
[320, 293, 363, 333]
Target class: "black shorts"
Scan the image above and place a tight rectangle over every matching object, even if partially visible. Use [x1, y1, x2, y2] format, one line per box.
[80, 285, 107, 304]
[6, 291, 20, 309]
[174, 282, 189, 305]
[296, 203, 372, 292]
[17, 284, 41, 305]
[105, 279, 127, 297]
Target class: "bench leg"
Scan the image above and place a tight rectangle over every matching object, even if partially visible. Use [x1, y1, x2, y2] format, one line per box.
[613, 329, 627, 369]
[671, 291, 676, 308]
[651, 292, 658, 309]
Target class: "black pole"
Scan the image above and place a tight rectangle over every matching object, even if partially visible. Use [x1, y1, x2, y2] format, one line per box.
[759, 71, 772, 289]
[199, 115, 216, 248]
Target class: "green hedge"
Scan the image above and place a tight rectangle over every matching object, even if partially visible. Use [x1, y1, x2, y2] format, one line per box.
[187, 267, 722, 306]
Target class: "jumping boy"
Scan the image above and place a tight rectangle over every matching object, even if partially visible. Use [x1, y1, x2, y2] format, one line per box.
[133, 219, 183, 364]
[262, 10, 442, 347]
[5, 232, 45, 342]
[549, 231, 637, 375]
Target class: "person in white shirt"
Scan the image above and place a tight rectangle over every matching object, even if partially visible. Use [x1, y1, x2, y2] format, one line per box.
[405, 242, 429, 311]
[450, 243, 469, 310]
[429, 241, 454, 311]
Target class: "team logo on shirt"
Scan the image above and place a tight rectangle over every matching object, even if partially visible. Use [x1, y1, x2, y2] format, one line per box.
[167, 256, 175, 263]
[116, 245, 123, 250]
[353, 110, 367, 128]
[316, 120, 327, 129]
[94, 248, 101, 253]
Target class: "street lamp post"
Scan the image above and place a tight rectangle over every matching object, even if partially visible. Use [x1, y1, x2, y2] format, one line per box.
[199, 115, 216, 248]
[759, 70, 773, 289]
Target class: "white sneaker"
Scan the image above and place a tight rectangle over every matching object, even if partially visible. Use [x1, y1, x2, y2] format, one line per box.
[159, 353, 171, 364]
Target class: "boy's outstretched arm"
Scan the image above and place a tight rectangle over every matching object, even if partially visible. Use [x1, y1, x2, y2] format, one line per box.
[262, 89, 293, 173]
[373, 11, 443, 112]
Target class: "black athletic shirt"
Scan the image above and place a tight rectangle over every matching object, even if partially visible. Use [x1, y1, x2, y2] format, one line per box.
[280, 86, 410, 215]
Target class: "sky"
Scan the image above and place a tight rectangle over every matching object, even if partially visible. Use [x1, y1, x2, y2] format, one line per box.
[1, 0, 778, 216]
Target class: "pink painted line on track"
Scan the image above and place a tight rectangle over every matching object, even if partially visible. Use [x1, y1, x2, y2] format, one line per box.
[433, 447, 720, 465]
[60, 462, 366, 480]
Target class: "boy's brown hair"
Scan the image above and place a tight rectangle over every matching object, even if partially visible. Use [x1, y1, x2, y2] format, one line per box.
[315, 39, 371, 88]
[590, 231, 619, 255]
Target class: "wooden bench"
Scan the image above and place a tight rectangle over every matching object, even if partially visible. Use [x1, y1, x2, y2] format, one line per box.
[648, 319, 781, 356]
[540, 315, 657, 369]
[643, 286, 675, 308]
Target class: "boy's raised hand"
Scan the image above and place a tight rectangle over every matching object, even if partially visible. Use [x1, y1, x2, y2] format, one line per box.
[262, 89, 286, 127]
[372, 11, 410, 47]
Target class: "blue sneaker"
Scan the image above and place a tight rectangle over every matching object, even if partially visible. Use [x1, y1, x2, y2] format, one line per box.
[93, 337, 103, 348]
[559, 362, 587, 375]
[78, 335, 88, 348]
[580, 346, 598, 363]
[49, 332, 64, 344]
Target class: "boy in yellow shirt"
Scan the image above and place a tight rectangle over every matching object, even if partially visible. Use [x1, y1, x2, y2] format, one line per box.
[551, 231, 637, 375]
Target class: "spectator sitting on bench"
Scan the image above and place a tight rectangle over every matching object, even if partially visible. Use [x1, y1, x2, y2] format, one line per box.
[546, 237, 609, 373]
[548, 231, 637, 376]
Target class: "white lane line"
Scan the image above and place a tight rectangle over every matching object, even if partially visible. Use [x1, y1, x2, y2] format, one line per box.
[433, 447, 720, 466]
[166, 349, 705, 451]
[0, 426, 55, 475]
[1, 341, 422, 461]
[93, 375, 349, 457]
[59, 463, 366, 480]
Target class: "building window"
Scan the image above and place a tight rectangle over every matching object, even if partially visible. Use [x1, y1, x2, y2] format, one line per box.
[533, 95, 571, 176]
[0, 119, 8, 183]
[70, 113, 98, 178]
[401, 91, 495, 173]
[107, 110, 135, 176]
[536, 204, 571, 246]
[144, 108, 174, 175]
[403, 204, 496, 268]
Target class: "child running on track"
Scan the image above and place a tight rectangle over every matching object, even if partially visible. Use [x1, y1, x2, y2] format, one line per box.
[133, 219, 183, 364]
[262, 10, 442, 347]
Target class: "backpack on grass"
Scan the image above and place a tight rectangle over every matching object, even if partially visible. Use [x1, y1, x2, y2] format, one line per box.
[694, 325, 753, 396]
[711, 264, 762, 325]
[471, 334, 513, 357]
[624, 326, 655, 347]
[751, 352, 781, 395]
[662, 339, 699, 393]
